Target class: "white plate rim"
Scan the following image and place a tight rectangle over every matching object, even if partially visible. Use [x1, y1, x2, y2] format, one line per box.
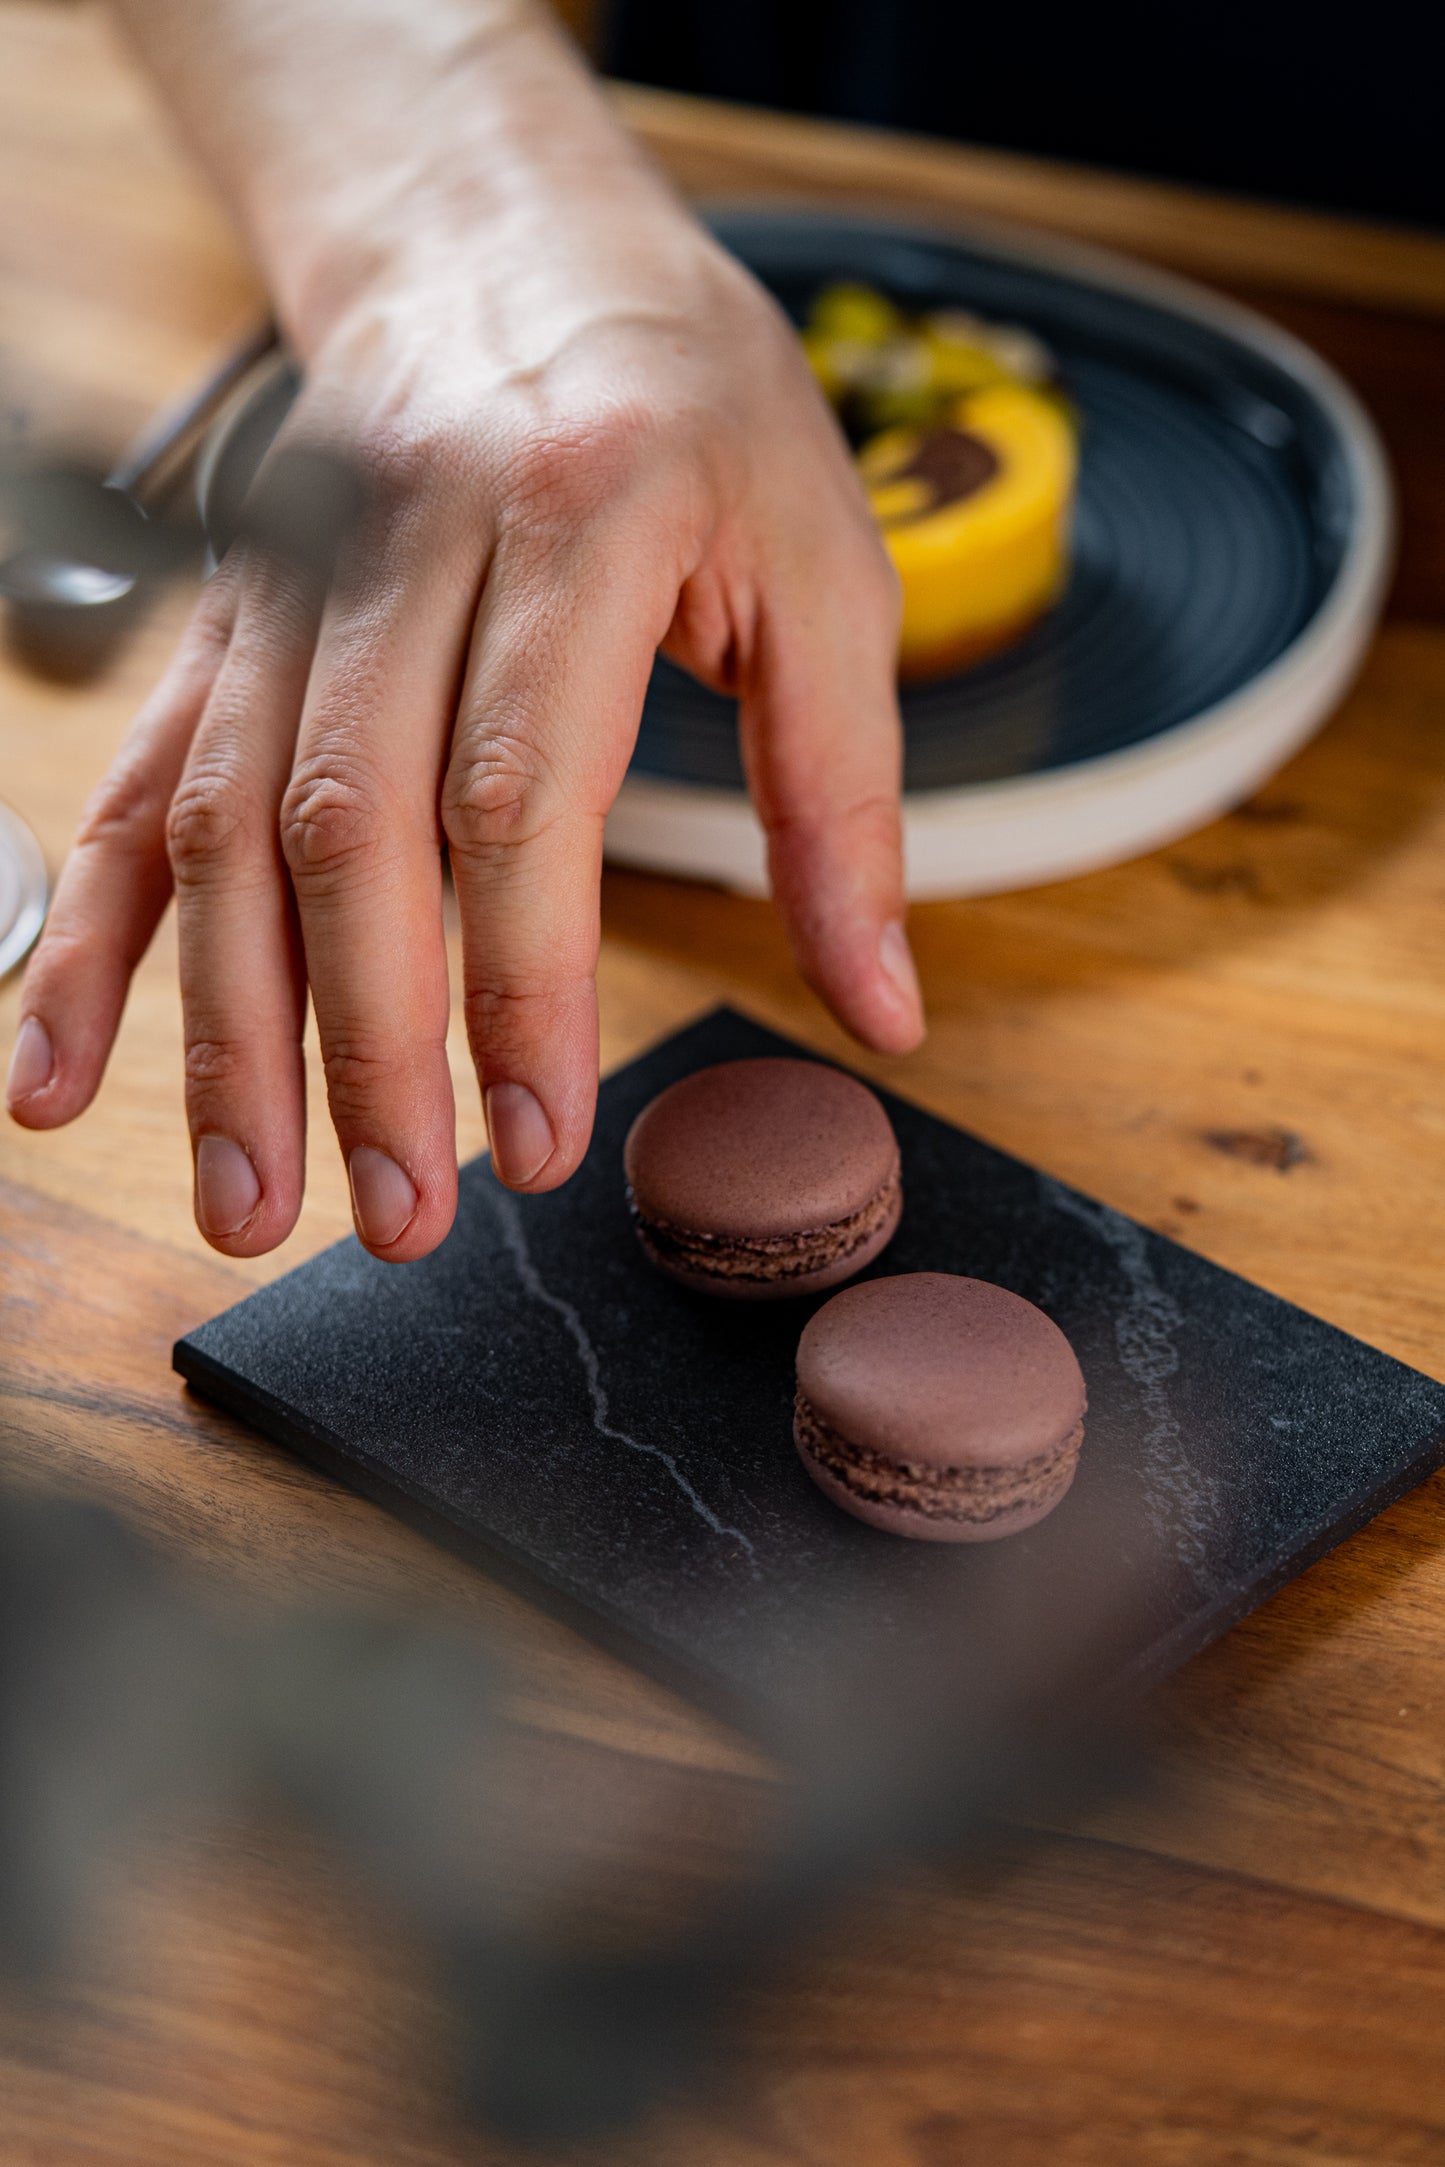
[195, 205, 1394, 900]
[606, 204, 1394, 896]
[0, 799, 49, 981]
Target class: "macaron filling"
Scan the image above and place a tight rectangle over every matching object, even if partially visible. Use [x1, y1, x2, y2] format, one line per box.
[628, 1165, 901, 1290]
[794, 1387, 1083, 1527]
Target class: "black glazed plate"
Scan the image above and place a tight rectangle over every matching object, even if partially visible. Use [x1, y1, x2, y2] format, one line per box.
[643, 212, 1361, 792]
[176, 1010, 1445, 1733]
[196, 210, 1390, 897]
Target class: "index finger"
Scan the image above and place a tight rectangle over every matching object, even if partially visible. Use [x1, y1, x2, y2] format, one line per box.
[738, 544, 924, 1056]
[443, 531, 669, 1192]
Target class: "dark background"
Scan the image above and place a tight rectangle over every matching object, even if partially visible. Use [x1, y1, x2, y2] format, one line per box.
[603, 1, 1440, 230]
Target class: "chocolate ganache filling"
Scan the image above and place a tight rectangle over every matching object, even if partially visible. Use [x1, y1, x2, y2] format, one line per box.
[883, 427, 1000, 525]
[629, 1166, 901, 1286]
[794, 1389, 1082, 1523]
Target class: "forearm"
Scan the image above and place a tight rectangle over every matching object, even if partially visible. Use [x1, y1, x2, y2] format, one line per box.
[109, 0, 681, 353]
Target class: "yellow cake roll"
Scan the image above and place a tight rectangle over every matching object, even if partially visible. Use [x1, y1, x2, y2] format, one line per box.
[802, 283, 1079, 678]
[858, 383, 1078, 679]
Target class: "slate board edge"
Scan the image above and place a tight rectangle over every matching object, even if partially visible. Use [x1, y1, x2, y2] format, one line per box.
[173, 991, 1445, 1733]
[1116, 1431, 1445, 1698]
[175, 1329, 1445, 1737]
[172, 1335, 765, 1734]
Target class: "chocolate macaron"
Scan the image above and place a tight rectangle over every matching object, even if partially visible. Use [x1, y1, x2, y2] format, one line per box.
[794, 1273, 1086, 1540]
[623, 1058, 901, 1299]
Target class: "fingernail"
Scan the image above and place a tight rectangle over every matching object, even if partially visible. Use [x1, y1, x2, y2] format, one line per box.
[6, 1017, 53, 1108]
[879, 919, 923, 1019]
[348, 1145, 418, 1248]
[485, 1081, 555, 1188]
[195, 1134, 261, 1236]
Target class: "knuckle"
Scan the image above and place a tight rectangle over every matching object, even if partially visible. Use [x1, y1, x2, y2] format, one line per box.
[75, 758, 166, 859]
[23, 922, 90, 990]
[166, 772, 256, 881]
[838, 789, 903, 850]
[769, 787, 901, 856]
[462, 966, 594, 1054]
[183, 1036, 250, 1091]
[502, 404, 659, 529]
[353, 416, 451, 505]
[442, 733, 557, 856]
[319, 1038, 406, 1124]
[279, 762, 383, 885]
[183, 571, 241, 655]
[335, 414, 480, 544]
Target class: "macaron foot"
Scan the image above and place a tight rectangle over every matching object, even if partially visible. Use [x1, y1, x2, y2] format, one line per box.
[624, 1058, 902, 1301]
[792, 1274, 1087, 1541]
[794, 1390, 1082, 1541]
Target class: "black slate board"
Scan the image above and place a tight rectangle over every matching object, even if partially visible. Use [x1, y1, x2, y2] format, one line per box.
[176, 1009, 1445, 1730]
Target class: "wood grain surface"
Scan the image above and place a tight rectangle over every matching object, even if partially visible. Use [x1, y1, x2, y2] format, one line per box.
[4, 4, 1445, 2159]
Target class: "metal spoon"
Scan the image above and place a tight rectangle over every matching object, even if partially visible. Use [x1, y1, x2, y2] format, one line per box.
[0, 320, 277, 675]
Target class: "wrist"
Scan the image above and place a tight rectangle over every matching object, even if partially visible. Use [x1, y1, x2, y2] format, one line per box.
[250, 12, 681, 357]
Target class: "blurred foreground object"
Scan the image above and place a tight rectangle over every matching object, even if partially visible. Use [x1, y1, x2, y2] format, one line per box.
[0, 321, 275, 680]
[0, 1470, 1145, 2144]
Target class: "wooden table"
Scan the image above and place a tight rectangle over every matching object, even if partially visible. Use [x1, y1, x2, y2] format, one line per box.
[5, 4, 1445, 2158]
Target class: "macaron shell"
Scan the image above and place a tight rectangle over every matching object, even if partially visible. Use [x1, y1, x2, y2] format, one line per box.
[795, 1429, 1080, 1542]
[635, 1183, 902, 1301]
[795, 1273, 1085, 1470]
[623, 1058, 900, 1243]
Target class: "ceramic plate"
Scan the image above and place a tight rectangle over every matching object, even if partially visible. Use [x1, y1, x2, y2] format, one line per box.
[0, 799, 47, 980]
[196, 209, 1392, 898]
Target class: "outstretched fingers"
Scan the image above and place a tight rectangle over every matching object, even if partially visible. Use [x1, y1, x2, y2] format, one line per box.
[445, 533, 668, 1192]
[739, 556, 925, 1056]
[276, 524, 479, 1261]
[6, 580, 235, 1130]
[166, 553, 320, 1254]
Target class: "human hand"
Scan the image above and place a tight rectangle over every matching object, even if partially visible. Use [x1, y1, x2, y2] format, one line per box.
[7, 118, 921, 1263]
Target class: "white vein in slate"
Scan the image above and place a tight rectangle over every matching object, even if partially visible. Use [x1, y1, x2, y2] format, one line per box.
[485, 1187, 758, 1562]
[1042, 1176, 1219, 1576]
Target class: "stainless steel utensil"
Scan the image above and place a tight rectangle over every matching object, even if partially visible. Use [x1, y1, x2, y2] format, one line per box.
[0, 320, 277, 674]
